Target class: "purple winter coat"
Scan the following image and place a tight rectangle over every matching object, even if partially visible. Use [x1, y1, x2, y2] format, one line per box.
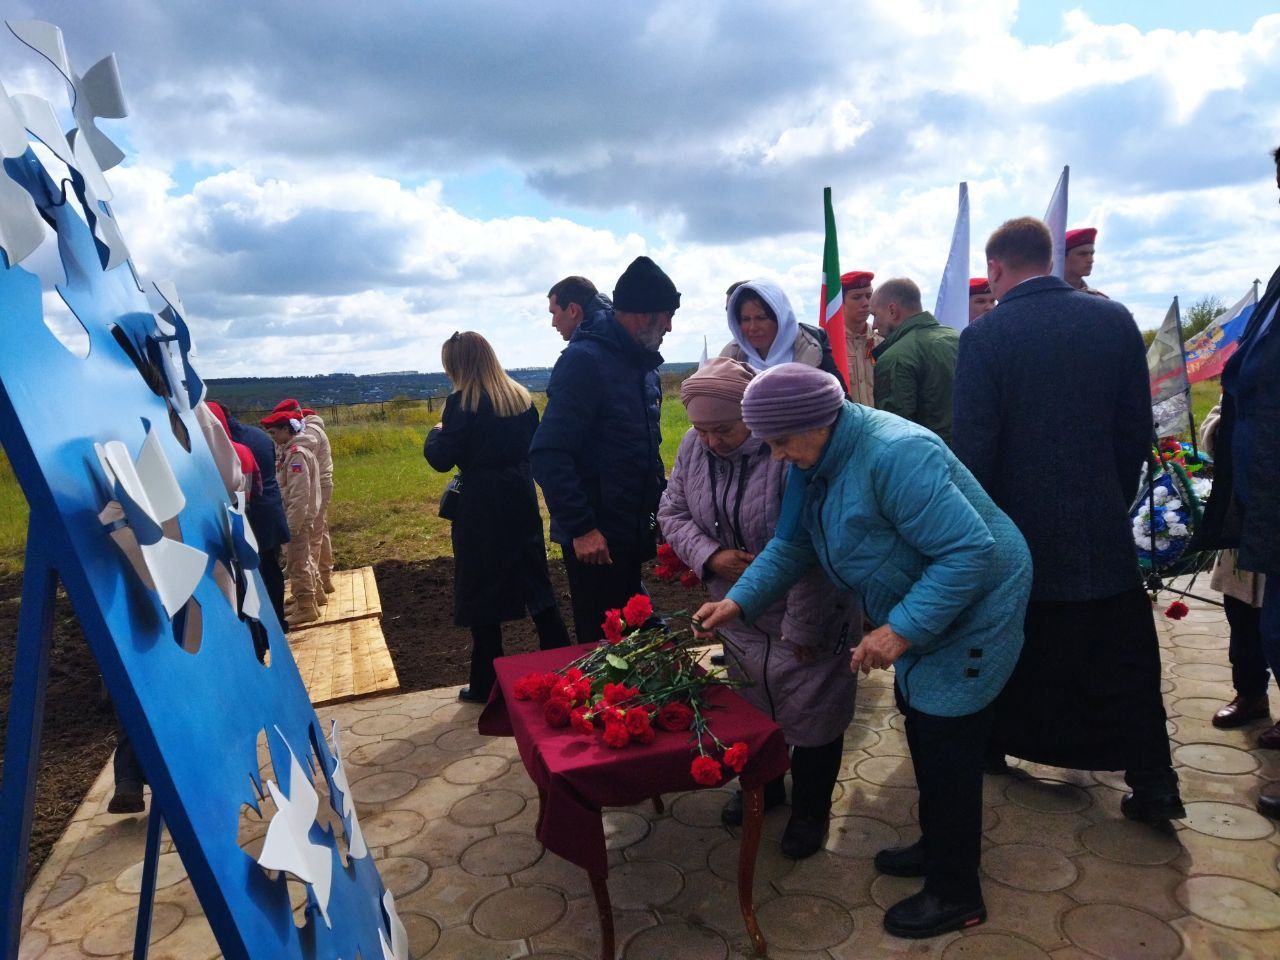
[658, 429, 859, 746]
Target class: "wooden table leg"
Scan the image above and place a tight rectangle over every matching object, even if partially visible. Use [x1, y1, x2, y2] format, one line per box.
[590, 873, 616, 960]
[737, 783, 768, 956]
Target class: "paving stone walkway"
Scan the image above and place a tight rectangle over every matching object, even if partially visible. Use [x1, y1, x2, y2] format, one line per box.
[17, 590, 1280, 958]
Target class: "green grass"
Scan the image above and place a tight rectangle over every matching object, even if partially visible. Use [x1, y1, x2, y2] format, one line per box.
[0, 395, 696, 576]
[1189, 380, 1219, 448]
[0, 454, 27, 575]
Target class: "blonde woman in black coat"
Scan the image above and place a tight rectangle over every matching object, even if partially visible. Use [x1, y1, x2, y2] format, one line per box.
[425, 332, 570, 701]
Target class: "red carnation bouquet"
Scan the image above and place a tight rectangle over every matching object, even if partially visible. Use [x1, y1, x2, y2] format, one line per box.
[513, 593, 748, 787]
[653, 542, 702, 590]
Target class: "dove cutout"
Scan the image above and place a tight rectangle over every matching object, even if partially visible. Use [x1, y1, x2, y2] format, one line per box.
[95, 426, 207, 618]
[327, 721, 368, 861]
[379, 889, 409, 960]
[256, 728, 334, 928]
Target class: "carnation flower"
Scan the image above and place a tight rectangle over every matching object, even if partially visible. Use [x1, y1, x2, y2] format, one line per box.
[722, 742, 749, 773]
[601, 609, 625, 645]
[602, 721, 631, 748]
[512, 676, 535, 701]
[570, 706, 594, 735]
[690, 755, 723, 786]
[529, 673, 557, 703]
[656, 701, 694, 732]
[625, 707, 652, 735]
[543, 698, 571, 728]
[1164, 600, 1189, 620]
[679, 570, 701, 589]
[622, 594, 654, 628]
[603, 682, 639, 706]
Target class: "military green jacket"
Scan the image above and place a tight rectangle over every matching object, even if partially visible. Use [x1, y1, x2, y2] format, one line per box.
[872, 311, 960, 445]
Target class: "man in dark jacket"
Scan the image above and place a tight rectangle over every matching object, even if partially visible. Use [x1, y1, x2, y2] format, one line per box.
[870, 278, 960, 444]
[531, 256, 678, 642]
[225, 408, 291, 627]
[952, 216, 1181, 823]
[1196, 146, 1280, 819]
[547, 275, 600, 342]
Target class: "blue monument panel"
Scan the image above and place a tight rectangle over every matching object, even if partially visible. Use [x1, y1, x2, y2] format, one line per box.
[0, 146, 393, 956]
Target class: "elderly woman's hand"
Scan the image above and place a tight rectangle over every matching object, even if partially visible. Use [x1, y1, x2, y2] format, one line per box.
[850, 624, 910, 675]
[692, 599, 741, 638]
[707, 549, 755, 582]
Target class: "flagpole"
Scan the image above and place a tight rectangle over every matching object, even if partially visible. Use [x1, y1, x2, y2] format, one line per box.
[1172, 295, 1201, 461]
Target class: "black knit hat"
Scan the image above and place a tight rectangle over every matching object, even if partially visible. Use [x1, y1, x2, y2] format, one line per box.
[612, 256, 681, 313]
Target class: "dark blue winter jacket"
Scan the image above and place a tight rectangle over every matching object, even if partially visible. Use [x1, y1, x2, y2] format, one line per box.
[530, 295, 664, 558]
[227, 415, 291, 551]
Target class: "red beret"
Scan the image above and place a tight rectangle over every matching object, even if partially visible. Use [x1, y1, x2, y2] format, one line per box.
[840, 271, 874, 290]
[260, 410, 296, 429]
[1065, 228, 1096, 250]
[272, 398, 302, 414]
[300, 408, 317, 417]
[968, 278, 991, 295]
[205, 400, 231, 435]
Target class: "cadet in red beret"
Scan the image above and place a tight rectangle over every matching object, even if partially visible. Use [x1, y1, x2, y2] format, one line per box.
[840, 271, 878, 407]
[968, 278, 996, 324]
[1065, 227, 1108, 298]
[272, 398, 303, 415]
[260, 409, 323, 626]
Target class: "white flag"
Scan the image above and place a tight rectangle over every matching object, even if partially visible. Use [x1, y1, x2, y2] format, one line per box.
[699, 335, 709, 368]
[934, 182, 970, 330]
[1044, 166, 1069, 280]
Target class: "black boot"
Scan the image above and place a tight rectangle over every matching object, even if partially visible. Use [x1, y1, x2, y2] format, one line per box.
[720, 778, 786, 826]
[875, 840, 927, 877]
[1122, 767, 1185, 823]
[780, 810, 828, 859]
[1121, 791, 1186, 823]
[883, 889, 986, 939]
[779, 735, 842, 859]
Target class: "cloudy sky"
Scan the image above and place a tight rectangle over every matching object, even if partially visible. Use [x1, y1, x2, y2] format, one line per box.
[9, 1, 1280, 375]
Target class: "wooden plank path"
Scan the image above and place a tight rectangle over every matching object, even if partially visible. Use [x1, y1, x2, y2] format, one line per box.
[285, 566, 399, 706]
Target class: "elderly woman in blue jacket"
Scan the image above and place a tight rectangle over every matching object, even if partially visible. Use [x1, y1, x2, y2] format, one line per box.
[693, 363, 1031, 942]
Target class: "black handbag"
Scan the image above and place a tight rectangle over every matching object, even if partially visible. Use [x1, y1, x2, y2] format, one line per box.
[438, 473, 462, 520]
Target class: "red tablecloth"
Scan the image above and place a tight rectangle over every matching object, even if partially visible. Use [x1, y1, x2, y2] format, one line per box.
[478, 644, 790, 879]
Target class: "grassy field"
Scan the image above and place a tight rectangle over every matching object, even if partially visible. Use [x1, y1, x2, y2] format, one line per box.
[0, 393, 695, 576]
[0, 380, 1227, 577]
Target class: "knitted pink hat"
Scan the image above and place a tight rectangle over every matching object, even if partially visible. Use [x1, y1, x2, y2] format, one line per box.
[679, 357, 755, 425]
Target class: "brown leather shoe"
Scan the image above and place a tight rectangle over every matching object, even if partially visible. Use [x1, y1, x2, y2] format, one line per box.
[1258, 795, 1280, 820]
[1257, 722, 1280, 750]
[1212, 694, 1271, 729]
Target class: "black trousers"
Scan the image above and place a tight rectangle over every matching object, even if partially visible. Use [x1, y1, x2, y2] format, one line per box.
[468, 607, 571, 696]
[561, 550, 647, 643]
[1225, 595, 1269, 698]
[788, 735, 844, 816]
[260, 544, 287, 628]
[904, 702, 994, 901]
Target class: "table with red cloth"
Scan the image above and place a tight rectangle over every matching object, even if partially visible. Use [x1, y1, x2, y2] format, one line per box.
[478, 643, 790, 959]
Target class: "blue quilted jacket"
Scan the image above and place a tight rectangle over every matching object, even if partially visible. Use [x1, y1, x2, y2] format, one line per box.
[727, 402, 1032, 716]
[531, 297, 665, 557]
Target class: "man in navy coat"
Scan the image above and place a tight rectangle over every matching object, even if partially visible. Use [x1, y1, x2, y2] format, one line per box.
[531, 257, 678, 643]
[952, 217, 1183, 823]
[1196, 146, 1280, 819]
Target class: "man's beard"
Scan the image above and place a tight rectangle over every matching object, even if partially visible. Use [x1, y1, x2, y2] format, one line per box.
[636, 320, 666, 350]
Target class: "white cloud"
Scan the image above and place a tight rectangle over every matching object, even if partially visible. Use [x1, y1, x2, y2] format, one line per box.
[4, 1, 1279, 376]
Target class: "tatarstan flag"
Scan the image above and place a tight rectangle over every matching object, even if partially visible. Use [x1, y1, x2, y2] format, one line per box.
[820, 187, 849, 384]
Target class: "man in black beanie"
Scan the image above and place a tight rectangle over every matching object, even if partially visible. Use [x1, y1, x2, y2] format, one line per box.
[531, 256, 680, 642]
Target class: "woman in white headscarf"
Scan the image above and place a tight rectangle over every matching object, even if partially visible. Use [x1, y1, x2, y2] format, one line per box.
[720, 279, 849, 394]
